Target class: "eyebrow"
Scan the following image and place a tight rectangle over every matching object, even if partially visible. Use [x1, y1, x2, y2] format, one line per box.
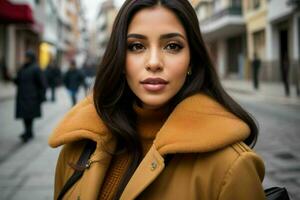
[127, 33, 186, 40]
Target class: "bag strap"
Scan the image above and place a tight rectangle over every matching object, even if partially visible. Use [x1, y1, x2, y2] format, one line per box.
[57, 140, 96, 200]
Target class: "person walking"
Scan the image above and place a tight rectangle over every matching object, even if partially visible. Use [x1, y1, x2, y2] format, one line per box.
[63, 60, 85, 106]
[252, 53, 261, 90]
[15, 50, 47, 142]
[45, 60, 61, 102]
[49, 1, 265, 199]
[0, 56, 10, 82]
[281, 53, 290, 96]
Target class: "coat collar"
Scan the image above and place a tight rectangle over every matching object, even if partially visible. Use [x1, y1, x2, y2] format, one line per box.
[154, 94, 250, 155]
[48, 94, 250, 154]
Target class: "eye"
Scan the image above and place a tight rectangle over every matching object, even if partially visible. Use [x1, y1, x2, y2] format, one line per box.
[127, 42, 145, 52]
[164, 42, 183, 52]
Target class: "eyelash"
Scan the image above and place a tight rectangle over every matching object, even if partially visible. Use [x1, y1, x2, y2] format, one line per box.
[127, 42, 145, 52]
[127, 42, 184, 53]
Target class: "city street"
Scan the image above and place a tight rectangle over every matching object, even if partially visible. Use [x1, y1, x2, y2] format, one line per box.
[0, 85, 300, 200]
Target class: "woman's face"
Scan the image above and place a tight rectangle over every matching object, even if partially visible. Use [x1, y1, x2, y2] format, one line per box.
[125, 6, 190, 110]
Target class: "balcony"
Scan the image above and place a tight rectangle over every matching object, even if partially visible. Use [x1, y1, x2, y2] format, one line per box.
[199, 6, 245, 41]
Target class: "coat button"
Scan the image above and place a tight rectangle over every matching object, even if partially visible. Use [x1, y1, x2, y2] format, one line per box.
[150, 161, 157, 171]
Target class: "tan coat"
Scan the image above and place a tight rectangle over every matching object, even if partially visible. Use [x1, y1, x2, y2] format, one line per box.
[49, 94, 265, 200]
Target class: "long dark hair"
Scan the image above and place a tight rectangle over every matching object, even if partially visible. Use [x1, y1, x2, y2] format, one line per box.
[93, 0, 258, 197]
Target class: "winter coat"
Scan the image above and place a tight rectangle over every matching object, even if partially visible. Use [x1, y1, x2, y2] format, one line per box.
[45, 65, 62, 88]
[48, 94, 265, 200]
[15, 63, 47, 119]
[63, 68, 85, 91]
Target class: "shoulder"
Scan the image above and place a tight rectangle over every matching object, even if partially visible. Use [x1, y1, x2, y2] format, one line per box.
[193, 142, 264, 177]
[190, 142, 265, 199]
[54, 140, 87, 193]
[57, 140, 87, 168]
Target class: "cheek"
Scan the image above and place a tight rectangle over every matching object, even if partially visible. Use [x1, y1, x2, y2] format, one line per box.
[125, 54, 143, 75]
[125, 55, 142, 91]
[168, 56, 190, 79]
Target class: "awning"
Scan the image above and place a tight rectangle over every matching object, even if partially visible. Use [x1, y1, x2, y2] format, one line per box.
[0, 0, 34, 24]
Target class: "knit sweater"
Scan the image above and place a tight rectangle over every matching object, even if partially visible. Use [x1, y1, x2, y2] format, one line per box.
[98, 105, 169, 200]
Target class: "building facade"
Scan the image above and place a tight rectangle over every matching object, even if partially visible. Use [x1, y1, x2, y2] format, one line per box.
[0, 0, 88, 81]
[196, 0, 247, 79]
[93, 0, 117, 60]
[0, 0, 43, 78]
[194, 0, 300, 83]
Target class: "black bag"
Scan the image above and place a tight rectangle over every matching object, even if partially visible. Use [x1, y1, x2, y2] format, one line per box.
[265, 187, 290, 200]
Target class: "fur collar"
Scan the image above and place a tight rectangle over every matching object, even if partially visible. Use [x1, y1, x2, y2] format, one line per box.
[48, 94, 250, 154]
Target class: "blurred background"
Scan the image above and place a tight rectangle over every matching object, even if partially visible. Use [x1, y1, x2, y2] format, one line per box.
[0, 0, 299, 199]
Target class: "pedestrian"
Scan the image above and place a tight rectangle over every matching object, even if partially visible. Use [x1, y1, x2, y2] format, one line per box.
[293, 61, 300, 97]
[252, 53, 261, 90]
[63, 60, 85, 106]
[14, 50, 47, 142]
[281, 53, 290, 96]
[49, 1, 265, 199]
[45, 59, 61, 102]
[0, 56, 10, 82]
[81, 59, 96, 95]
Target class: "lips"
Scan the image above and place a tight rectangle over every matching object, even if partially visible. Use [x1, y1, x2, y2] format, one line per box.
[140, 78, 168, 92]
[140, 78, 168, 84]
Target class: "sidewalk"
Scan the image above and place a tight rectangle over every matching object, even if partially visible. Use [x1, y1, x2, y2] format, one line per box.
[222, 79, 300, 106]
[0, 82, 15, 102]
[0, 88, 86, 200]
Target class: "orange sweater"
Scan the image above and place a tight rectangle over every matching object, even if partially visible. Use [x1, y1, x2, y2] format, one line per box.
[98, 105, 169, 200]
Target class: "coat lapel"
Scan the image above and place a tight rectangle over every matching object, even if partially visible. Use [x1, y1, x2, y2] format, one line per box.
[120, 146, 165, 200]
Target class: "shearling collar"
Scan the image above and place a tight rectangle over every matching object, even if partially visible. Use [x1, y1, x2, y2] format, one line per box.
[48, 94, 250, 155]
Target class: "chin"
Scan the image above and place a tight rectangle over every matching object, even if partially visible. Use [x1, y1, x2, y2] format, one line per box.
[141, 98, 168, 110]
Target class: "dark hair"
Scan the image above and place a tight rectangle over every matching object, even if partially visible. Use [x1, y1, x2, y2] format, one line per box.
[93, 0, 258, 198]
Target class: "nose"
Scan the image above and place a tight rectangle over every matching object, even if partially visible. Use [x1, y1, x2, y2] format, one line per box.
[145, 48, 163, 72]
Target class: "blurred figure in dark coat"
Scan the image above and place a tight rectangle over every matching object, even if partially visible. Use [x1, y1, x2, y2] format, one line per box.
[45, 59, 61, 102]
[63, 60, 85, 106]
[14, 50, 47, 142]
[251, 53, 261, 90]
[0, 56, 10, 82]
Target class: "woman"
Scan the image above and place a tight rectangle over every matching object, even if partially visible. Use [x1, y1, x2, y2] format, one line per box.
[15, 50, 46, 142]
[49, 0, 265, 199]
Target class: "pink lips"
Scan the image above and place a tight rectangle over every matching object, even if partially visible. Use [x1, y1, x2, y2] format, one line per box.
[140, 78, 168, 92]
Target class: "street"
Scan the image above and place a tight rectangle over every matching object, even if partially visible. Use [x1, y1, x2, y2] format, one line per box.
[0, 87, 86, 200]
[0, 86, 300, 200]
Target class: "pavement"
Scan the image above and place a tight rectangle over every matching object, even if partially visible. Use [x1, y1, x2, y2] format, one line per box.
[0, 82, 16, 102]
[0, 79, 299, 199]
[0, 86, 86, 200]
[222, 79, 300, 106]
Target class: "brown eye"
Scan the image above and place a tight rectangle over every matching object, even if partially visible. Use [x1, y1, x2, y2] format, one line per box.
[165, 43, 183, 52]
[128, 43, 145, 52]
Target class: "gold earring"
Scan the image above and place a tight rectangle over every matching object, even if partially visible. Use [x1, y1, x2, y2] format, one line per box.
[187, 69, 192, 75]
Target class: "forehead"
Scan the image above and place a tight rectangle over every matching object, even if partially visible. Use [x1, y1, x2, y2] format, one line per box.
[127, 6, 186, 36]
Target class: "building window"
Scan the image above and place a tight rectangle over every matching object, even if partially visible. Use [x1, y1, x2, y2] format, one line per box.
[35, 0, 40, 4]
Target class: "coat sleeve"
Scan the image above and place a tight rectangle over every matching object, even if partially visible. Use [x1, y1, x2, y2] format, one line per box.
[217, 152, 265, 200]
